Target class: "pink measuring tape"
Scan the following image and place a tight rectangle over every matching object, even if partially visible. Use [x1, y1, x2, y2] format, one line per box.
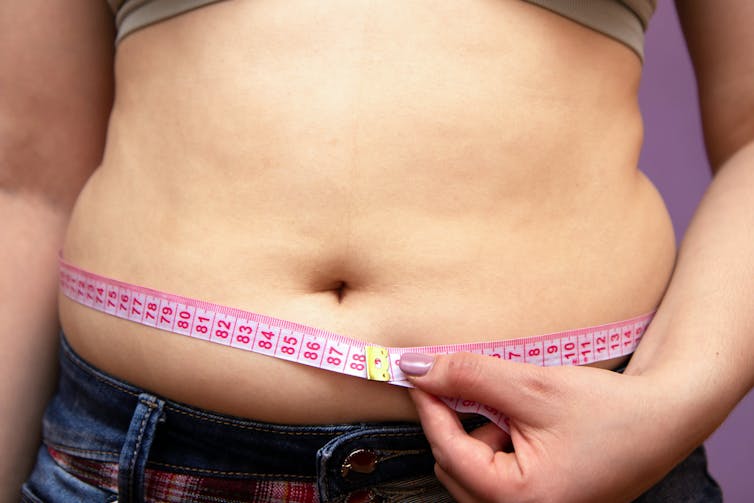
[59, 258, 652, 431]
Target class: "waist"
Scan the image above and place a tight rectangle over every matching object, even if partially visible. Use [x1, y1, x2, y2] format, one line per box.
[60, 150, 676, 423]
[62, 162, 675, 341]
[59, 209, 670, 424]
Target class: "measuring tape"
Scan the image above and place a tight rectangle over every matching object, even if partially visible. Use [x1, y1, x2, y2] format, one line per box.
[59, 258, 652, 430]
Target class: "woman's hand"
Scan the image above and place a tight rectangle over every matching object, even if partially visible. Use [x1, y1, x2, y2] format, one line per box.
[401, 352, 698, 503]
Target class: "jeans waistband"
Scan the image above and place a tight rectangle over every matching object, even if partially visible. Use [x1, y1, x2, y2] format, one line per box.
[44, 333, 483, 501]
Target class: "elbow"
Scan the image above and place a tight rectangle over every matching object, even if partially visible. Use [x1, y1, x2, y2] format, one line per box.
[701, 99, 754, 174]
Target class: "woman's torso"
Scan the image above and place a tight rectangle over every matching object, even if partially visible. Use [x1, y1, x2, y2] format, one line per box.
[60, 0, 675, 423]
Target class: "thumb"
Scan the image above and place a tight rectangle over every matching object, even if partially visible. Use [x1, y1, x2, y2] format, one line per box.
[399, 351, 557, 421]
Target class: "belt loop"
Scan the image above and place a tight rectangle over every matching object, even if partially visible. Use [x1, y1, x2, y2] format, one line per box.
[118, 393, 165, 502]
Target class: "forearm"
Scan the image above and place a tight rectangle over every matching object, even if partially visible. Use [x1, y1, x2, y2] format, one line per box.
[0, 1, 113, 494]
[627, 140, 754, 446]
[0, 193, 70, 500]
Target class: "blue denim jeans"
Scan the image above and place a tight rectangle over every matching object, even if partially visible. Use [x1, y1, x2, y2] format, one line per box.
[22, 333, 723, 502]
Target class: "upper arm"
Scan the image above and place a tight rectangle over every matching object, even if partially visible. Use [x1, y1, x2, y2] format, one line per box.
[675, 0, 754, 171]
[0, 0, 115, 210]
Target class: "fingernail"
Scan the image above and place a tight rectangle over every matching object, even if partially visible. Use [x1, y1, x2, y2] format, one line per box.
[399, 353, 435, 377]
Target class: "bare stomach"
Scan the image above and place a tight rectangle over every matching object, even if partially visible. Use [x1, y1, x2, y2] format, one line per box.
[59, 0, 676, 424]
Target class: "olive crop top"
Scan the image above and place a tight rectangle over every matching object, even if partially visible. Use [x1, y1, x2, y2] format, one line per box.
[107, 0, 657, 59]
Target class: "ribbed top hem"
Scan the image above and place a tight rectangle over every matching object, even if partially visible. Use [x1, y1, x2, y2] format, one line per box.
[108, 0, 656, 60]
[109, 0, 225, 45]
[522, 0, 656, 60]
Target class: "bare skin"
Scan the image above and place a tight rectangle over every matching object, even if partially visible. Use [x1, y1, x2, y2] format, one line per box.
[60, 0, 674, 425]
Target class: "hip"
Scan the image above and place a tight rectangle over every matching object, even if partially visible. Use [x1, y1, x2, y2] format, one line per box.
[22, 333, 722, 503]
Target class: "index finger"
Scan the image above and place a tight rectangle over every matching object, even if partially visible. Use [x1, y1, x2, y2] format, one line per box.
[403, 351, 558, 420]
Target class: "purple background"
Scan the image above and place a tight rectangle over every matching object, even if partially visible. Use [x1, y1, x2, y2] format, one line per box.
[638, 2, 754, 501]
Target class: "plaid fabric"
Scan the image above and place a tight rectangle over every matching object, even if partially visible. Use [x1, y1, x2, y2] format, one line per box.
[47, 447, 319, 503]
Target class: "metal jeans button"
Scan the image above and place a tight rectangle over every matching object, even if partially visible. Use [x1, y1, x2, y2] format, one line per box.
[345, 489, 385, 503]
[341, 448, 379, 478]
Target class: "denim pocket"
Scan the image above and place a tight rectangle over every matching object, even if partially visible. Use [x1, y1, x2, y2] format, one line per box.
[21, 446, 118, 503]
